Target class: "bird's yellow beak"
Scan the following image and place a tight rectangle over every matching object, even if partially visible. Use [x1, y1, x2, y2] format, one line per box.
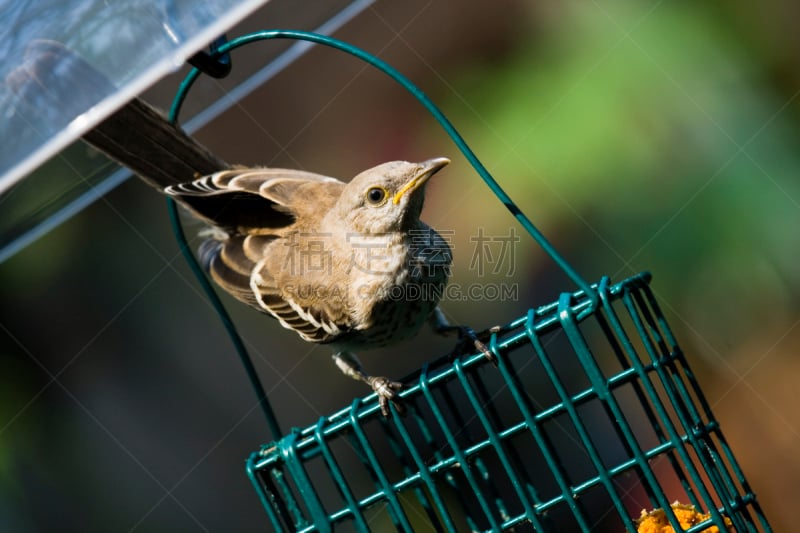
[392, 157, 450, 205]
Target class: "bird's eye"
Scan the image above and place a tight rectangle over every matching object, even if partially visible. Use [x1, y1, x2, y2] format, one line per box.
[365, 186, 388, 206]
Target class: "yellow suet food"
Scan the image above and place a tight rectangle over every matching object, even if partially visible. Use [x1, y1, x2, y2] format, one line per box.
[635, 502, 732, 533]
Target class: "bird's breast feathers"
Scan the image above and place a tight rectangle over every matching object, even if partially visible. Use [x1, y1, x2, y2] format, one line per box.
[245, 227, 450, 345]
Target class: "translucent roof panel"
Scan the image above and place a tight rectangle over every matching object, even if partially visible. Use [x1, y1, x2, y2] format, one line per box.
[0, 0, 269, 192]
[0, 0, 374, 262]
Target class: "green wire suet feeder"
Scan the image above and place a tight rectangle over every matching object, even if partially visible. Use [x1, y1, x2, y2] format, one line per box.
[172, 31, 772, 532]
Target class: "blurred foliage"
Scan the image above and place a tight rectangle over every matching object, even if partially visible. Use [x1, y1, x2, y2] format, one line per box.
[424, 0, 800, 357]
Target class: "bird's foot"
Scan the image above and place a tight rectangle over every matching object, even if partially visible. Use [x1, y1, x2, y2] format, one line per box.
[447, 325, 501, 365]
[367, 376, 405, 417]
[429, 308, 501, 365]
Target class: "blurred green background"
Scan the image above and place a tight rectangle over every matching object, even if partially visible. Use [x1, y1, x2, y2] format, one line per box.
[1, 0, 799, 530]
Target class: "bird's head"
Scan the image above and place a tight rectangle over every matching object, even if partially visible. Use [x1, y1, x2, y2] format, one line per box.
[333, 157, 450, 234]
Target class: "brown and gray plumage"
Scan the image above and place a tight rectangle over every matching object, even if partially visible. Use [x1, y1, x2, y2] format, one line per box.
[166, 157, 490, 415]
[8, 43, 489, 416]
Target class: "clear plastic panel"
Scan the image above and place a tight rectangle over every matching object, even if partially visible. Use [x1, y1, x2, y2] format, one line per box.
[0, 0, 268, 191]
[0, 0, 373, 262]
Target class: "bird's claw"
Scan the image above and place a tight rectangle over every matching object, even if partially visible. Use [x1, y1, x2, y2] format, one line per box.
[452, 325, 498, 366]
[367, 376, 405, 417]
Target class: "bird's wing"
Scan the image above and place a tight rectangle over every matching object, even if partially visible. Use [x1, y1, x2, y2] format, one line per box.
[199, 235, 261, 308]
[165, 168, 344, 232]
[203, 234, 353, 344]
[170, 168, 354, 343]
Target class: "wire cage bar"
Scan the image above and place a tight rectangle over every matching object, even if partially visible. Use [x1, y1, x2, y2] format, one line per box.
[245, 272, 770, 532]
